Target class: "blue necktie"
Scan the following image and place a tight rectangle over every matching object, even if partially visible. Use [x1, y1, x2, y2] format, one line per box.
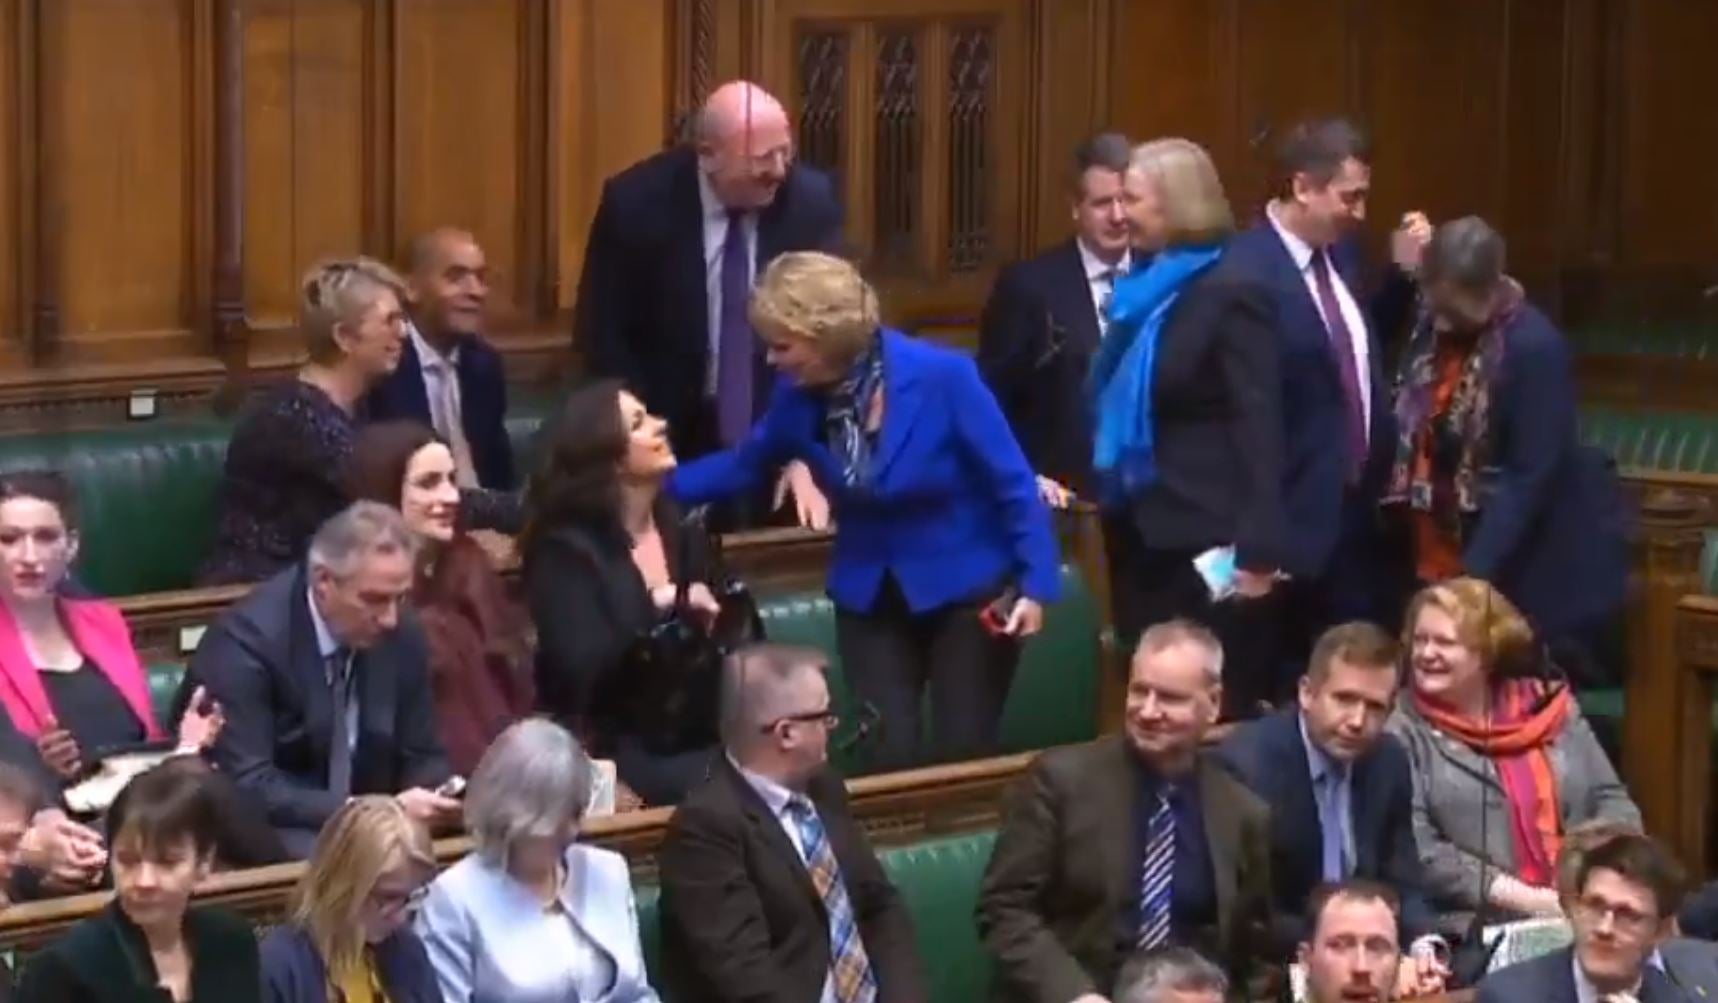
[716, 209, 754, 446]
[788, 797, 878, 1003]
[1316, 768, 1351, 881]
[1137, 788, 1175, 948]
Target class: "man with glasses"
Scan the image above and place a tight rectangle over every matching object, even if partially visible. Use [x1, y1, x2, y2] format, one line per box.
[179, 502, 457, 859]
[1479, 832, 1718, 1003]
[659, 642, 926, 1002]
[574, 80, 845, 529]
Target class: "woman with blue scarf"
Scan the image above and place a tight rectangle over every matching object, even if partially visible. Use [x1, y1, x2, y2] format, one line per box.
[668, 251, 1061, 771]
[1090, 137, 1286, 718]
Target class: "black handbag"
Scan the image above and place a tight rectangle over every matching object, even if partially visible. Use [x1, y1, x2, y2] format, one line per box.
[623, 507, 765, 755]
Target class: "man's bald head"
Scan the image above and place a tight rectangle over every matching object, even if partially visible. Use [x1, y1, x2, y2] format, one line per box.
[695, 80, 795, 210]
[402, 227, 488, 343]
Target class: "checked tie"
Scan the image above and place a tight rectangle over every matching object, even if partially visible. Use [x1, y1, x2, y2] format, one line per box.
[1137, 787, 1175, 949]
[788, 796, 879, 1003]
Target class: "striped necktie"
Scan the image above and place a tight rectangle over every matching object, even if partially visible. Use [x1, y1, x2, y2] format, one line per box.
[1137, 787, 1176, 949]
[788, 796, 878, 1003]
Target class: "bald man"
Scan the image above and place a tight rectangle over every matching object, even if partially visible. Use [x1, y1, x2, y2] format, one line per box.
[365, 228, 516, 490]
[573, 81, 844, 481]
[659, 643, 926, 1003]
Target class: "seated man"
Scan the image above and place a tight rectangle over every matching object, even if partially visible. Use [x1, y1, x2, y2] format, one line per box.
[977, 620, 1272, 1003]
[1216, 623, 1442, 969]
[364, 227, 515, 491]
[180, 501, 459, 857]
[1299, 880, 1419, 1003]
[1479, 832, 1718, 1003]
[658, 643, 926, 1002]
[1112, 948, 1228, 1003]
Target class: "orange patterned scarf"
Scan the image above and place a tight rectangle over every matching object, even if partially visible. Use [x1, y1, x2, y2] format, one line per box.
[1413, 679, 1573, 886]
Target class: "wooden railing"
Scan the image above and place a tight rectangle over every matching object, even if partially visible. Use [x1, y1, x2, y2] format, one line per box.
[0, 751, 1035, 957]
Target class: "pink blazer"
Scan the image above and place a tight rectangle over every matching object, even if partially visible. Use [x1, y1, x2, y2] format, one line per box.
[0, 597, 165, 741]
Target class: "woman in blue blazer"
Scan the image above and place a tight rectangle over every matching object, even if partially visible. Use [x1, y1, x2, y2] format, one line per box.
[669, 251, 1061, 770]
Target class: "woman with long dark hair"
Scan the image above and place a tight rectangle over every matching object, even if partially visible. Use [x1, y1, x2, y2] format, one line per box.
[520, 381, 723, 805]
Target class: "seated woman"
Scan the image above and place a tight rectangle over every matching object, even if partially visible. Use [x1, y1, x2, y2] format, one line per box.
[201, 257, 410, 585]
[1386, 577, 1640, 931]
[668, 251, 1060, 770]
[347, 421, 534, 775]
[415, 718, 658, 1003]
[522, 382, 724, 806]
[16, 762, 261, 1002]
[260, 796, 441, 1003]
[1384, 217, 1627, 684]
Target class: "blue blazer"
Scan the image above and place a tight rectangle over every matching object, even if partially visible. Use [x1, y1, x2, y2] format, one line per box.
[1214, 708, 1436, 956]
[260, 923, 442, 1003]
[1221, 223, 1414, 579]
[668, 329, 1061, 613]
[1432, 305, 1627, 638]
[363, 331, 517, 489]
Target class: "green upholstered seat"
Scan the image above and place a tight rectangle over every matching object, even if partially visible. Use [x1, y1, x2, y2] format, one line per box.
[1579, 407, 1718, 474]
[635, 828, 1001, 1003]
[0, 419, 234, 596]
[758, 563, 1101, 776]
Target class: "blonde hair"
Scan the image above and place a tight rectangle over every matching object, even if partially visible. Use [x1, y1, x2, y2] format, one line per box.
[748, 251, 879, 365]
[1128, 138, 1235, 246]
[1403, 577, 1538, 677]
[300, 256, 406, 365]
[290, 796, 434, 980]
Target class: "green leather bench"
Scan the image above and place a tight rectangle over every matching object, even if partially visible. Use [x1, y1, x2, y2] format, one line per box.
[636, 828, 1001, 1003]
[1579, 406, 1718, 474]
[140, 561, 1104, 777]
[0, 397, 558, 597]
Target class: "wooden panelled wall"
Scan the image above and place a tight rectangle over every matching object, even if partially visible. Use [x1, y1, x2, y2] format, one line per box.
[0, 0, 1713, 419]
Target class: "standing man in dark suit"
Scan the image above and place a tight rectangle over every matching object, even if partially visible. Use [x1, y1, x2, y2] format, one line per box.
[977, 620, 1273, 1003]
[978, 132, 1133, 501]
[364, 228, 515, 491]
[659, 642, 926, 1003]
[1220, 119, 1430, 687]
[1478, 832, 1718, 1003]
[574, 80, 844, 527]
[179, 502, 459, 858]
[1216, 623, 1444, 979]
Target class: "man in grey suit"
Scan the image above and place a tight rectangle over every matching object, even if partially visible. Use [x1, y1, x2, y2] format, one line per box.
[1479, 832, 1718, 1003]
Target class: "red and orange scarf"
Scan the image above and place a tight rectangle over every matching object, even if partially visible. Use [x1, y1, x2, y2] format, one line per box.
[1414, 679, 1573, 886]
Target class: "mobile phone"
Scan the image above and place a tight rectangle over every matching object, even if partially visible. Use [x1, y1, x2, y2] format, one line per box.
[980, 586, 1021, 637]
[435, 775, 468, 800]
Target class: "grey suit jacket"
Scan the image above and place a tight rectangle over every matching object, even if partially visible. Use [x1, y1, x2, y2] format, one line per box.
[1384, 695, 1639, 924]
[1477, 940, 1718, 1003]
[976, 736, 1272, 1002]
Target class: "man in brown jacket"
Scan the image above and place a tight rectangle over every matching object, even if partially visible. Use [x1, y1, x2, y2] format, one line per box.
[977, 619, 1273, 1002]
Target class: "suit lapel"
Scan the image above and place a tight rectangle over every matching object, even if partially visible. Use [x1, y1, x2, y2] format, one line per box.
[1349, 747, 1383, 874]
[1095, 737, 1137, 923]
[1271, 713, 1329, 873]
[1197, 756, 1242, 944]
[719, 760, 823, 912]
[290, 581, 337, 774]
[353, 647, 395, 791]
[395, 334, 432, 418]
[1053, 240, 1104, 356]
[670, 153, 711, 360]
[870, 332, 926, 482]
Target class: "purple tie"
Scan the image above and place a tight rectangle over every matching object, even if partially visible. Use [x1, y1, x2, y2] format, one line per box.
[1309, 249, 1366, 479]
[717, 208, 754, 446]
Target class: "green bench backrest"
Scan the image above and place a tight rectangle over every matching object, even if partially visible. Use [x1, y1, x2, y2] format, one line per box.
[1579, 406, 1718, 474]
[635, 828, 1000, 1003]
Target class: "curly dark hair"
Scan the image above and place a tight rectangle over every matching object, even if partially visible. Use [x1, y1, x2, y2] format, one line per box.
[520, 379, 629, 553]
[346, 420, 443, 509]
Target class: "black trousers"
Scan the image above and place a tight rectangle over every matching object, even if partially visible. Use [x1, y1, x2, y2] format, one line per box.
[1125, 546, 1281, 721]
[835, 577, 1021, 773]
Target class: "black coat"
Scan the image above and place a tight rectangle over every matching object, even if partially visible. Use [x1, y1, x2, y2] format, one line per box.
[16, 903, 260, 1003]
[363, 330, 517, 490]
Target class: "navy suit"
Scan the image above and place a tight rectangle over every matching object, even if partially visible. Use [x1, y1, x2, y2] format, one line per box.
[1477, 942, 1718, 1003]
[1400, 305, 1628, 649]
[363, 331, 516, 489]
[1215, 708, 1435, 958]
[1220, 223, 1415, 626]
[573, 145, 844, 461]
[669, 329, 1060, 767]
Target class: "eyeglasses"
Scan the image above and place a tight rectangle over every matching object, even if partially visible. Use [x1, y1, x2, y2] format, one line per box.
[761, 707, 839, 733]
[1572, 896, 1657, 936]
[368, 882, 428, 914]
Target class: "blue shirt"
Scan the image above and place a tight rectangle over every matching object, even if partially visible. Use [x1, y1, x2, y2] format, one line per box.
[1298, 713, 1355, 881]
[1119, 754, 1215, 954]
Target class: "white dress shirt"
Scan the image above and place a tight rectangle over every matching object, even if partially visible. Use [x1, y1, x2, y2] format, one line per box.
[698, 171, 759, 398]
[416, 845, 659, 1003]
[730, 756, 840, 1003]
[1266, 202, 1373, 435]
[410, 322, 462, 439]
[1075, 239, 1131, 337]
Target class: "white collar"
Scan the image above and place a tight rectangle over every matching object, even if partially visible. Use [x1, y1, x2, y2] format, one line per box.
[1572, 949, 1656, 1003]
[728, 754, 798, 817]
[1266, 200, 1320, 273]
[698, 168, 739, 223]
[408, 320, 458, 369]
[1075, 238, 1129, 283]
[305, 585, 342, 659]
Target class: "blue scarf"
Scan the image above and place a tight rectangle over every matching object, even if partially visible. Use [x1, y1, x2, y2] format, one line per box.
[1087, 244, 1225, 506]
[824, 333, 886, 491]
